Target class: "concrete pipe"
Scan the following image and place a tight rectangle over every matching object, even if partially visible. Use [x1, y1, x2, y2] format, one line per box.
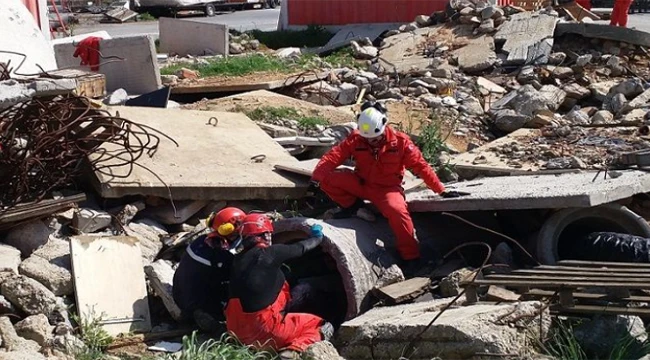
[533, 203, 650, 265]
[272, 217, 402, 321]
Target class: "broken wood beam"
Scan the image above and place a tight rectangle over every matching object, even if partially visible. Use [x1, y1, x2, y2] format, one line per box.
[0, 193, 86, 226]
[274, 136, 336, 147]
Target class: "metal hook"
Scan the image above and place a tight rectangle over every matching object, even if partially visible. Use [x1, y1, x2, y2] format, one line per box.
[251, 154, 266, 163]
[206, 117, 218, 127]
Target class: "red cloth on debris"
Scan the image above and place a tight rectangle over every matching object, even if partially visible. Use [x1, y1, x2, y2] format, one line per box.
[73, 36, 101, 71]
[576, 0, 592, 10]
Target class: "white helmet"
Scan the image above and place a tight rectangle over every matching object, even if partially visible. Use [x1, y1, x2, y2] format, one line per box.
[357, 106, 388, 139]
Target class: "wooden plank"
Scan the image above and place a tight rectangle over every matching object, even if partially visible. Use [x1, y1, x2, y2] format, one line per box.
[485, 274, 650, 283]
[551, 304, 650, 317]
[373, 277, 431, 304]
[274, 159, 425, 192]
[558, 260, 650, 269]
[524, 289, 650, 302]
[560, 1, 602, 21]
[71, 235, 152, 336]
[0, 193, 86, 226]
[536, 265, 650, 274]
[466, 279, 650, 289]
[171, 72, 329, 94]
[486, 286, 520, 302]
[513, 269, 650, 278]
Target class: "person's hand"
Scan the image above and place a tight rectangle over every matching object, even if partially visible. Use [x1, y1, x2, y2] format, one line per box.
[441, 190, 470, 198]
[310, 224, 324, 239]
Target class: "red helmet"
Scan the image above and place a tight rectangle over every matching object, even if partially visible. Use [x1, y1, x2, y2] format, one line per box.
[207, 207, 246, 240]
[240, 213, 274, 238]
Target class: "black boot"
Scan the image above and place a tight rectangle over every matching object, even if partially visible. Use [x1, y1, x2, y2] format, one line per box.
[332, 198, 365, 219]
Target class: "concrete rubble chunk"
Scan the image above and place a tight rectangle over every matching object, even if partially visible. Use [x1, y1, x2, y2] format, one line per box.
[276, 47, 302, 58]
[299, 80, 343, 106]
[576, 54, 592, 67]
[0, 351, 47, 360]
[624, 108, 647, 123]
[477, 19, 495, 34]
[493, 109, 530, 133]
[414, 15, 431, 27]
[18, 255, 72, 297]
[547, 52, 567, 65]
[440, 268, 476, 297]
[229, 42, 244, 55]
[555, 23, 650, 48]
[338, 300, 549, 360]
[115, 201, 146, 226]
[144, 200, 208, 225]
[0, 80, 36, 111]
[563, 83, 591, 99]
[104, 88, 129, 105]
[0, 275, 57, 317]
[0, 316, 40, 353]
[159, 18, 228, 57]
[337, 83, 360, 105]
[574, 315, 647, 358]
[125, 219, 167, 265]
[494, 12, 557, 65]
[28, 79, 77, 97]
[460, 96, 484, 116]
[481, 5, 497, 19]
[551, 66, 574, 79]
[3, 220, 51, 257]
[258, 122, 298, 138]
[590, 80, 620, 102]
[350, 41, 378, 60]
[303, 341, 345, 360]
[453, 36, 497, 73]
[14, 314, 54, 346]
[0, 245, 21, 274]
[591, 110, 615, 124]
[621, 87, 650, 114]
[545, 156, 586, 170]
[610, 78, 644, 99]
[144, 260, 182, 321]
[72, 208, 112, 233]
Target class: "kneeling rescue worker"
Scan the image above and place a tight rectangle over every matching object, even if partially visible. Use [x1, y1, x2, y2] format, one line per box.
[311, 101, 466, 274]
[172, 207, 246, 331]
[225, 213, 333, 359]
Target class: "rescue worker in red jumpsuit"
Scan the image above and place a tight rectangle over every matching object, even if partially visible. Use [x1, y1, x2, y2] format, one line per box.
[611, 0, 634, 27]
[311, 101, 465, 274]
[225, 214, 333, 360]
[172, 207, 246, 332]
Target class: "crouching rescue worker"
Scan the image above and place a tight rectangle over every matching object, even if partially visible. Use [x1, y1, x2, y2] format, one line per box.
[225, 214, 334, 360]
[311, 101, 466, 274]
[172, 207, 246, 332]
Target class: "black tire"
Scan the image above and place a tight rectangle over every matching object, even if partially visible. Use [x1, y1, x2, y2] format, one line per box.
[205, 3, 216, 16]
[269, 0, 279, 8]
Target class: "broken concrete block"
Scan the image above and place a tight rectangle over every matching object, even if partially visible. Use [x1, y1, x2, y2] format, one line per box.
[3, 220, 51, 257]
[337, 83, 360, 105]
[477, 19, 495, 34]
[257, 122, 298, 138]
[610, 93, 628, 114]
[159, 18, 228, 57]
[14, 314, 53, 346]
[495, 12, 557, 65]
[574, 315, 647, 358]
[54, 35, 162, 94]
[460, 7, 474, 15]
[547, 52, 567, 65]
[114, 201, 146, 226]
[303, 341, 344, 360]
[176, 67, 199, 80]
[27, 79, 77, 97]
[493, 109, 529, 133]
[0, 275, 57, 317]
[350, 41, 378, 60]
[545, 156, 586, 170]
[144, 260, 182, 321]
[399, 22, 418, 32]
[72, 208, 112, 233]
[0, 80, 36, 111]
[576, 54, 592, 67]
[276, 47, 302, 58]
[610, 78, 644, 98]
[454, 37, 498, 73]
[481, 6, 497, 19]
[160, 75, 178, 86]
[0, 316, 40, 353]
[338, 300, 550, 360]
[590, 80, 620, 102]
[624, 108, 647, 123]
[551, 66, 574, 80]
[621, 88, 650, 114]
[591, 110, 615, 124]
[414, 14, 431, 27]
[460, 96, 484, 116]
[440, 267, 476, 297]
[565, 108, 591, 125]
[103, 88, 128, 105]
[299, 80, 342, 106]
[18, 255, 72, 296]
[144, 200, 208, 225]
[486, 286, 520, 302]
[563, 83, 590, 99]
[539, 85, 567, 110]
[124, 219, 167, 265]
[0, 245, 21, 274]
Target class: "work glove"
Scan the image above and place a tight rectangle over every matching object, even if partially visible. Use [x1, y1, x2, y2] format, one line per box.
[441, 190, 470, 198]
[310, 224, 324, 239]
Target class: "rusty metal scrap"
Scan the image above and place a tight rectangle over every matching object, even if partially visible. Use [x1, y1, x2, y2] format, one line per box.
[0, 94, 177, 210]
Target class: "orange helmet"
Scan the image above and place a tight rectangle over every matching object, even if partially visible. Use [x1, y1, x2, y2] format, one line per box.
[241, 213, 274, 238]
[206, 207, 246, 241]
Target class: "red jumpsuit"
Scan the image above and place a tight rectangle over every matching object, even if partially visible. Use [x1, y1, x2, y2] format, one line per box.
[611, 0, 633, 27]
[576, 0, 592, 10]
[312, 126, 446, 261]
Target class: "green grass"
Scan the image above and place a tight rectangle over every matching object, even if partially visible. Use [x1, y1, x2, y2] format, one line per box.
[167, 331, 277, 360]
[247, 25, 334, 50]
[138, 12, 156, 21]
[240, 105, 329, 129]
[415, 120, 450, 166]
[161, 54, 299, 77]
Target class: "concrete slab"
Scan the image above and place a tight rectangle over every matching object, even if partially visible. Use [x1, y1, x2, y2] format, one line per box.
[495, 12, 557, 65]
[452, 36, 498, 73]
[555, 22, 650, 47]
[159, 18, 228, 57]
[406, 170, 650, 212]
[170, 71, 330, 94]
[308, 24, 398, 55]
[90, 106, 304, 200]
[53, 35, 161, 95]
[378, 27, 433, 74]
[274, 159, 425, 192]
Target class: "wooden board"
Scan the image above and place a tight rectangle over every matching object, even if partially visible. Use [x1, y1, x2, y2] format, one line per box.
[524, 289, 650, 303]
[374, 277, 431, 304]
[467, 279, 650, 289]
[560, 2, 602, 21]
[485, 274, 650, 283]
[486, 286, 521, 302]
[513, 269, 650, 278]
[274, 158, 426, 192]
[71, 235, 152, 336]
[171, 71, 330, 94]
[48, 69, 106, 99]
[558, 260, 650, 268]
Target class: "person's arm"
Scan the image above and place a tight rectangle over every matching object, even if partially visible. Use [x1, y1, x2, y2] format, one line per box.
[311, 135, 355, 183]
[268, 225, 324, 265]
[402, 138, 446, 194]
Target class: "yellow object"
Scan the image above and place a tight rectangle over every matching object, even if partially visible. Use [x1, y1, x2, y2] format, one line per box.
[218, 222, 235, 236]
[361, 123, 370, 131]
